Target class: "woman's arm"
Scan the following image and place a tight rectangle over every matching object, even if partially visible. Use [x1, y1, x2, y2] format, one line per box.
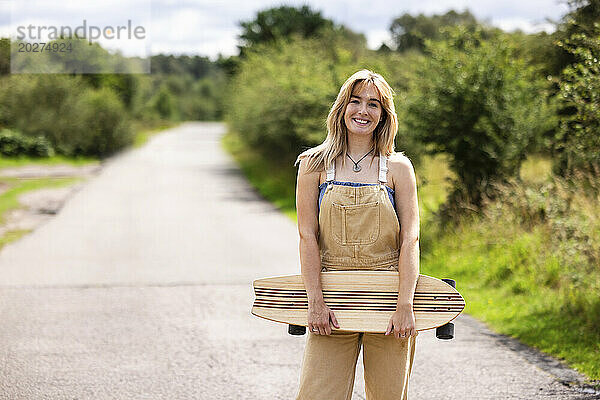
[296, 158, 339, 335]
[385, 154, 420, 338]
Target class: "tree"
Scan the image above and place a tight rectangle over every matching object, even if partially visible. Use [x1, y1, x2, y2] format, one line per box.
[403, 28, 556, 214]
[0, 38, 9, 75]
[389, 10, 480, 52]
[554, 22, 600, 182]
[237, 5, 334, 56]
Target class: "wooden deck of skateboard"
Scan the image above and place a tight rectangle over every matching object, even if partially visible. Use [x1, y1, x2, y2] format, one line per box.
[252, 271, 465, 333]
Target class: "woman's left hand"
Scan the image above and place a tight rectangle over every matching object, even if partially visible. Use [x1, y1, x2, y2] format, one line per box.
[385, 304, 418, 339]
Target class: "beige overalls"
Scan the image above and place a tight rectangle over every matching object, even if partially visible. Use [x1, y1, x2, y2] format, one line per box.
[296, 154, 417, 400]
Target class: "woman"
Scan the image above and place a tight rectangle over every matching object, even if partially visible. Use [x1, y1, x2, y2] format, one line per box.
[294, 69, 420, 400]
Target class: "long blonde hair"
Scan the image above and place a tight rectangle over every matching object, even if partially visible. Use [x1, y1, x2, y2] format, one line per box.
[295, 69, 399, 173]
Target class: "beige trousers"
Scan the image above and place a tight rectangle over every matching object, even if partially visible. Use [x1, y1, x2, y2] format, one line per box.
[296, 331, 417, 400]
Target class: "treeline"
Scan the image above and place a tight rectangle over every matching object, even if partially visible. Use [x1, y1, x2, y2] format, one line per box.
[0, 38, 226, 157]
[225, 1, 600, 214]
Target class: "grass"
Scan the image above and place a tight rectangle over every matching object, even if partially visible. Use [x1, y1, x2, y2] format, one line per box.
[0, 176, 83, 249]
[221, 132, 600, 384]
[0, 155, 98, 169]
[221, 129, 298, 221]
[131, 119, 180, 148]
[422, 220, 600, 383]
[0, 176, 83, 224]
[0, 229, 31, 249]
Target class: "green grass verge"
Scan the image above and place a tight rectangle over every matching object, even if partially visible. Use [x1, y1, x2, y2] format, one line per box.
[131, 119, 180, 148]
[0, 229, 31, 249]
[0, 176, 84, 249]
[0, 155, 98, 168]
[0, 176, 83, 225]
[221, 129, 298, 221]
[422, 219, 600, 383]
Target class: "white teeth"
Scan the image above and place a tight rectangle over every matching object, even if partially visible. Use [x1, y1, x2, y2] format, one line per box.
[353, 118, 369, 124]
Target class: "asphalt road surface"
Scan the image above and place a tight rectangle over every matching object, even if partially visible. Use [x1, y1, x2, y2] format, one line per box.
[0, 122, 597, 399]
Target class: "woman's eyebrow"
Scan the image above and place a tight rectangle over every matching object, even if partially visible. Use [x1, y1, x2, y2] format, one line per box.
[350, 94, 381, 104]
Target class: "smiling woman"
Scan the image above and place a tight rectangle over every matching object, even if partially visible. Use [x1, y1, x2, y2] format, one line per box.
[293, 69, 419, 400]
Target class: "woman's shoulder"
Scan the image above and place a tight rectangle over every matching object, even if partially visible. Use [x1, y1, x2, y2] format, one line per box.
[387, 152, 413, 169]
[387, 152, 416, 185]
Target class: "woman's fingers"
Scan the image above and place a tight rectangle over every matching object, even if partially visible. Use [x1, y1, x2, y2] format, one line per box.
[319, 323, 327, 335]
[385, 319, 393, 335]
[309, 306, 340, 335]
[329, 310, 340, 329]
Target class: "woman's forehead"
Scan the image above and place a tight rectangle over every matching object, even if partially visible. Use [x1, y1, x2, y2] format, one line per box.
[351, 80, 381, 100]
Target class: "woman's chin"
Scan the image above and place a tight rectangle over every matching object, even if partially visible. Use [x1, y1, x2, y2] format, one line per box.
[347, 128, 375, 137]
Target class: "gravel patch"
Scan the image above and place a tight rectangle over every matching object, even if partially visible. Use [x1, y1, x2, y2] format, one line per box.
[0, 164, 101, 238]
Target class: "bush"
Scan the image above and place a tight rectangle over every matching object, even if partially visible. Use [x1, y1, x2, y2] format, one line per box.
[71, 87, 133, 156]
[0, 128, 54, 157]
[0, 75, 132, 157]
[554, 23, 600, 183]
[403, 27, 557, 214]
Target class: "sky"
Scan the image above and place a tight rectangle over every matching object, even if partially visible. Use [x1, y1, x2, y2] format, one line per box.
[0, 0, 571, 59]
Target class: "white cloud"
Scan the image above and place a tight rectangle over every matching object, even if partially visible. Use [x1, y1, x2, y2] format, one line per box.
[366, 29, 393, 50]
[491, 17, 556, 33]
[0, 0, 572, 58]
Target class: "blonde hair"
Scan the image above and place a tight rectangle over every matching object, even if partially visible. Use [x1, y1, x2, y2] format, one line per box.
[295, 69, 399, 173]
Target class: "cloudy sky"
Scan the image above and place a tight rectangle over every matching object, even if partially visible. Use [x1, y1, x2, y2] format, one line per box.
[1, 0, 570, 59]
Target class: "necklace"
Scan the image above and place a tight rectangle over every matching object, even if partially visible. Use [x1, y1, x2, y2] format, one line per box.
[346, 148, 374, 172]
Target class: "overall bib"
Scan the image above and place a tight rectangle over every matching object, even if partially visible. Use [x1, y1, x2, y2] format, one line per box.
[296, 154, 417, 400]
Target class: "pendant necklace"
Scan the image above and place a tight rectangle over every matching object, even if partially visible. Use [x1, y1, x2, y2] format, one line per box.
[347, 148, 374, 172]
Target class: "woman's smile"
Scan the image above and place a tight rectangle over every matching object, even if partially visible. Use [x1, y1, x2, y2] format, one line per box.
[352, 117, 370, 126]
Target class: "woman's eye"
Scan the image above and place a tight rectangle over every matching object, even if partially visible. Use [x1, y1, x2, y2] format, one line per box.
[369, 103, 378, 107]
[350, 100, 358, 104]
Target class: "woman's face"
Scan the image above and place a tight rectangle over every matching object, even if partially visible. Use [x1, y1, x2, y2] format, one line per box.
[343, 82, 383, 139]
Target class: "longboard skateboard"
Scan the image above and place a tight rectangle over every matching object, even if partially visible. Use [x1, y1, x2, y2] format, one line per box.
[252, 271, 465, 339]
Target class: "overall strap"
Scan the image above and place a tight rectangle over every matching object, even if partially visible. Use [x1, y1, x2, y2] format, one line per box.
[326, 159, 335, 182]
[378, 153, 388, 184]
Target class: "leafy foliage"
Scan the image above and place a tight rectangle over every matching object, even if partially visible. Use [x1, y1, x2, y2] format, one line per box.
[238, 5, 334, 53]
[402, 28, 557, 213]
[0, 128, 54, 157]
[390, 10, 482, 52]
[554, 23, 600, 182]
[0, 75, 131, 157]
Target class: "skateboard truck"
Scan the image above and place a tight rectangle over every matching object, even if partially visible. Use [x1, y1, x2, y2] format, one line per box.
[436, 279, 456, 340]
[288, 278, 458, 339]
[288, 324, 306, 335]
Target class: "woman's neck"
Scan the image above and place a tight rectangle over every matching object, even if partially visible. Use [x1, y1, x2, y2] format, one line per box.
[347, 134, 375, 158]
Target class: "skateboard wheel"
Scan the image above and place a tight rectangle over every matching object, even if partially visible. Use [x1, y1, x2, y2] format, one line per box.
[436, 322, 454, 340]
[441, 278, 456, 288]
[288, 324, 306, 336]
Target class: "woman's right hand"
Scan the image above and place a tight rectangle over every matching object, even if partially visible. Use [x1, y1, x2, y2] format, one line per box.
[308, 299, 339, 335]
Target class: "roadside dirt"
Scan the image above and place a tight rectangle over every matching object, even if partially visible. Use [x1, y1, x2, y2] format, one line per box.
[0, 164, 102, 238]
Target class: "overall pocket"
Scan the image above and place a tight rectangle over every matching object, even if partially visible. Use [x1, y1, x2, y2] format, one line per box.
[331, 201, 380, 245]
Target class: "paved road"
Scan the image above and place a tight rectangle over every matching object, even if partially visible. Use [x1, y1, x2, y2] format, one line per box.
[0, 122, 596, 399]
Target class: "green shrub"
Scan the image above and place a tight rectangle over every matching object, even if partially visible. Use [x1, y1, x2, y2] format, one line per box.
[0, 128, 54, 157]
[71, 87, 133, 156]
[0, 75, 132, 157]
[554, 23, 600, 183]
[403, 27, 557, 214]
[151, 86, 175, 120]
